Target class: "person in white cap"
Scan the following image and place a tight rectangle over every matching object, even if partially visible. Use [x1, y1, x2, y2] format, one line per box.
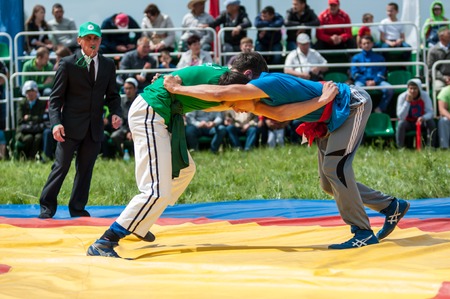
[14, 80, 47, 160]
[284, 33, 328, 81]
[38, 21, 123, 219]
[181, 0, 214, 51]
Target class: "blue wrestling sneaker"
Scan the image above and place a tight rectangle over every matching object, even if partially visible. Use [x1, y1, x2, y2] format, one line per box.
[376, 198, 410, 240]
[87, 239, 120, 258]
[329, 226, 379, 249]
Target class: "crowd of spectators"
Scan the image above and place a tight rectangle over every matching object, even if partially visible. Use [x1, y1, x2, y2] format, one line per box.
[1, 0, 450, 161]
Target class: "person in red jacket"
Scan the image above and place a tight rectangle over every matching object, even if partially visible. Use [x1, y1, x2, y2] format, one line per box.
[315, 0, 356, 50]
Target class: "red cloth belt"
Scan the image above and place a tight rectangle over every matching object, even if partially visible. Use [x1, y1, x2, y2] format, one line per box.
[295, 100, 333, 146]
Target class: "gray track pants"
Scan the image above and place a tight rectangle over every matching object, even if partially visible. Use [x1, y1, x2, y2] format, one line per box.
[317, 86, 394, 231]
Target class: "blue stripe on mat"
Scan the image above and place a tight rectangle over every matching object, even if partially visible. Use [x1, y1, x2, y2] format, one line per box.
[0, 198, 449, 220]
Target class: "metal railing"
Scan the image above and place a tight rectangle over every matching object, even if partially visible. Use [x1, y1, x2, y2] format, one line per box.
[5, 22, 431, 128]
[431, 59, 450, 114]
[217, 22, 421, 76]
[14, 27, 218, 76]
[421, 20, 450, 62]
[0, 32, 13, 75]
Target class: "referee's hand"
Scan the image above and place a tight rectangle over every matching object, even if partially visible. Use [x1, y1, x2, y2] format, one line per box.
[52, 124, 65, 142]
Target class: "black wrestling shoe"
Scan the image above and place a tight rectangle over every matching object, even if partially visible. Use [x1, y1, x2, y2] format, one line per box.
[133, 231, 156, 242]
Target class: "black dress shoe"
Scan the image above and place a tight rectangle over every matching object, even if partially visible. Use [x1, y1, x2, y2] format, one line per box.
[70, 210, 91, 217]
[38, 212, 53, 219]
[38, 206, 54, 219]
[133, 231, 156, 242]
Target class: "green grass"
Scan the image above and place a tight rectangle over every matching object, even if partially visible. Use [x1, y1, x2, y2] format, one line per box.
[0, 144, 449, 206]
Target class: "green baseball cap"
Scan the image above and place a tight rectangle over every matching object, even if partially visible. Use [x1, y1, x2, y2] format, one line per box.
[78, 22, 102, 37]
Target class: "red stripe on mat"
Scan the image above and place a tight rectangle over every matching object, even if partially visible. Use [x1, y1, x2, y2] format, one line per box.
[1, 216, 449, 232]
[0, 264, 11, 274]
[433, 282, 450, 299]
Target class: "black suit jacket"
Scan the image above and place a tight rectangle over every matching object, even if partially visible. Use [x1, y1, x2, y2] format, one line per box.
[48, 52, 122, 142]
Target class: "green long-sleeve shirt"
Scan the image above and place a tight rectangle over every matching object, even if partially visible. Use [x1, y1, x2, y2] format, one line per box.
[22, 58, 54, 91]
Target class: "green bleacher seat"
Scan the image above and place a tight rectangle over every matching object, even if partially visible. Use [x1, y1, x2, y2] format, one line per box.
[387, 70, 412, 94]
[324, 72, 348, 83]
[0, 43, 9, 58]
[364, 113, 395, 139]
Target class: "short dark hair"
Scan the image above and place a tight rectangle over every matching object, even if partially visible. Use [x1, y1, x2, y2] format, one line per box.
[187, 35, 200, 46]
[362, 13, 373, 22]
[218, 71, 250, 85]
[230, 52, 268, 79]
[144, 4, 160, 16]
[55, 46, 72, 58]
[52, 3, 63, 11]
[361, 35, 374, 43]
[261, 6, 275, 15]
[388, 2, 398, 11]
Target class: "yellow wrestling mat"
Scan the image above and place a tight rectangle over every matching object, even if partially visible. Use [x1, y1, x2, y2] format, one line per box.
[1, 220, 449, 299]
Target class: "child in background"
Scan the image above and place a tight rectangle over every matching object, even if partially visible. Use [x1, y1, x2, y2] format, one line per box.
[158, 50, 176, 69]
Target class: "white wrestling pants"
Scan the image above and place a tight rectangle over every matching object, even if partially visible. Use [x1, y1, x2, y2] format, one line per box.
[115, 95, 196, 237]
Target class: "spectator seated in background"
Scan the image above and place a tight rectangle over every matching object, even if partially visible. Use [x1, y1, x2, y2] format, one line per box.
[110, 77, 138, 158]
[284, 0, 320, 51]
[378, 2, 411, 60]
[284, 33, 328, 81]
[0, 60, 9, 99]
[315, 0, 356, 50]
[355, 13, 380, 48]
[224, 111, 259, 151]
[100, 105, 116, 159]
[351, 35, 394, 113]
[141, 4, 176, 53]
[25, 4, 54, 55]
[254, 5, 284, 66]
[181, 0, 214, 52]
[423, 1, 449, 48]
[41, 99, 56, 161]
[228, 37, 254, 66]
[119, 36, 157, 92]
[100, 13, 141, 54]
[158, 50, 176, 69]
[14, 81, 47, 160]
[426, 28, 450, 92]
[177, 34, 213, 68]
[261, 117, 289, 148]
[396, 78, 437, 149]
[22, 47, 54, 96]
[0, 129, 5, 160]
[53, 45, 72, 71]
[437, 85, 450, 149]
[0, 61, 7, 159]
[185, 111, 227, 153]
[206, 0, 252, 64]
[47, 3, 78, 52]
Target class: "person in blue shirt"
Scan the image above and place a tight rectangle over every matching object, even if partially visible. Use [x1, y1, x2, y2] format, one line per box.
[254, 6, 284, 65]
[351, 35, 394, 113]
[164, 71, 410, 250]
